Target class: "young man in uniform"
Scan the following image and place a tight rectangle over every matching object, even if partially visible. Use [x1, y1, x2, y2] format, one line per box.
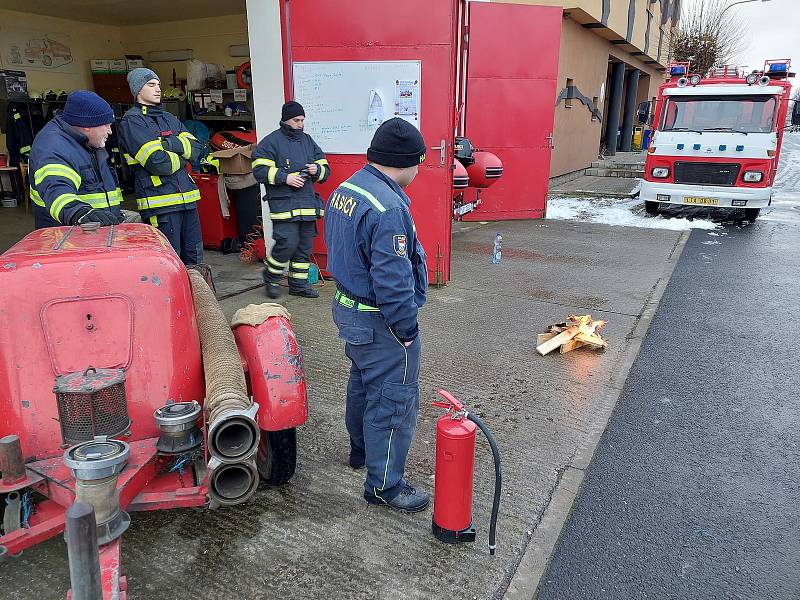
[118, 68, 205, 264]
[324, 118, 429, 512]
[28, 90, 123, 228]
[252, 101, 329, 299]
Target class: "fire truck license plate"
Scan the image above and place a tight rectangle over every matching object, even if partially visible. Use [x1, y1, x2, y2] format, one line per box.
[683, 197, 719, 206]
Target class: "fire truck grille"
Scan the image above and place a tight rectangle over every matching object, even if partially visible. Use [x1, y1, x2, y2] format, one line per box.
[674, 162, 741, 187]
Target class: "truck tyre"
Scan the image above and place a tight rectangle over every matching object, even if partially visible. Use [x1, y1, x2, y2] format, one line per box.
[744, 208, 761, 221]
[256, 428, 297, 485]
[645, 200, 659, 215]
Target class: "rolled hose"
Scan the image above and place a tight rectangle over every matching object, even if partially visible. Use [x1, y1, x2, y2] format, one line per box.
[467, 413, 502, 555]
[188, 270, 258, 461]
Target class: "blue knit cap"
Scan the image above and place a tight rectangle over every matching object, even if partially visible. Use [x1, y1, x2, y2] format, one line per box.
[127, 67, 160, 99]
[62, 91, 115, 128]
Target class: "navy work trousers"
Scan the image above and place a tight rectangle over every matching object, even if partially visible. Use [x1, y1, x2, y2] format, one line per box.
[264, 220, 316, 291]
[332, 299, 421, 502]
[150, 208, 203, 265]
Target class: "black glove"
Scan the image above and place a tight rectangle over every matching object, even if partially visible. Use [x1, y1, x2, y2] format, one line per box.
[161, 136, 184, 154]
[73, 207, 120, 226]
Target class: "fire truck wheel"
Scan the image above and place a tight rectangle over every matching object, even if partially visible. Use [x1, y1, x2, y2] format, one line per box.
[744, 208, 761, 222]
[645, 200, 659, 215]
[256, 428, 297, 485]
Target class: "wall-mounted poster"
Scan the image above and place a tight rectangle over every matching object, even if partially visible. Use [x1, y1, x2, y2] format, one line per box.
[1, 30, 75, 73]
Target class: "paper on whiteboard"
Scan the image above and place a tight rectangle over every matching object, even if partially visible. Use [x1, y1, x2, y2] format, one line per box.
[395, 80, 419, 121]
[368, 90, 385, 126]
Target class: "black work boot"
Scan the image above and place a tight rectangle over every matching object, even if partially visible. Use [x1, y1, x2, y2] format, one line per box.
[365, 483, 430, 513]
[349, 451, 365, 470]
[262, 268, 282, 299]
[289, 287, 320, 298]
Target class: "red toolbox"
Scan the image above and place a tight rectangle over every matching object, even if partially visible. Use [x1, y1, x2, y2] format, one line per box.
[193, 171, 239, 251]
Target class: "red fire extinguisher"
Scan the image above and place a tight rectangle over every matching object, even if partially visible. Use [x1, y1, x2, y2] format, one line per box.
[432, 389, 502, 554]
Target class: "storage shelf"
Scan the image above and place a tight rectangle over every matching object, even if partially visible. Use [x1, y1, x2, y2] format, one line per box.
[196, 114, 253, 122]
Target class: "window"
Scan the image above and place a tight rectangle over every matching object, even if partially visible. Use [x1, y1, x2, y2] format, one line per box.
[661, 95, 779, 134]
[565, 78, 574, 108]
[592, 97, 599, 121]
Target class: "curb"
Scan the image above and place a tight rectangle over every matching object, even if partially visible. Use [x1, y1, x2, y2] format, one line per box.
[503, 229, 692, 600]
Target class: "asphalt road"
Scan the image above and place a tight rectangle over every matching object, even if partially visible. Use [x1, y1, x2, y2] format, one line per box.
[537, 134, 800, 599]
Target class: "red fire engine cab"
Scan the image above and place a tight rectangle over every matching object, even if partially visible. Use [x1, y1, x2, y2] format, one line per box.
[642, 59, 800, 220]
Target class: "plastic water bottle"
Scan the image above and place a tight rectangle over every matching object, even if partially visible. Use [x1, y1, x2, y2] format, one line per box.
[491, 232, 503, 264]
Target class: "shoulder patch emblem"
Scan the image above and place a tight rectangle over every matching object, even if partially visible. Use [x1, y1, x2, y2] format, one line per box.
[393, 234, 407, 256]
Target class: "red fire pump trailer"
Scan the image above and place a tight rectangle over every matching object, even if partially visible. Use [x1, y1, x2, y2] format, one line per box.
[0, 223, 308, 597]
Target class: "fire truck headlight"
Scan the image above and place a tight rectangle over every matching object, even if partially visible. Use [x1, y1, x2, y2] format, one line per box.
[743, 171, 764, 183]
[690, 75, 701, 86]
[651, 167, 670, 178]
[746, 73, 759, 86]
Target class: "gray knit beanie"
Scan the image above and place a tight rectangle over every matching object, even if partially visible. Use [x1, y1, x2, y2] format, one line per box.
[127, 68, 160, 100]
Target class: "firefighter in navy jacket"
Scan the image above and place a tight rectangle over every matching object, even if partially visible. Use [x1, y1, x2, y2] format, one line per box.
[324, 118, 430, 513]
[28, 90, 123, 229]
[252, 101, 329, 298]
[118, 68, 205, 265]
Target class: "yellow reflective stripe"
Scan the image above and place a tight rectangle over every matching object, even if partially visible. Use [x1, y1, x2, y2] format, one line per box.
[169, 152, 181, 174]
[34, 164, 81, 188]
[149, 215, 159, 227]
[290, 262, 310, 270]
[267, 255, 290, 268]
[142, 106, 148, 115]
[269, 207, 319, 220]
[266, 265, 285, 275]
[77, 189, 123, 207]
[288, 272, 309, 279]
[134, 139, 164, 165]
[50, 193, 81, 221]
[270, 211, 292, 220]
[30, 187, 45, 207]
[335, 292, 379, 312]
[319, 209, 325, 216]
[20, 145, 31, 154]
[340, 182, 386, 213]
[136, 189, 201, 210]
[315, 159, 329, 166]
[151, 175, 162, 187]
[177, 133, 192, 158]
[252, 158, 276, 168]
[124, 153, 137, 165]
[13, 112, 21, 121]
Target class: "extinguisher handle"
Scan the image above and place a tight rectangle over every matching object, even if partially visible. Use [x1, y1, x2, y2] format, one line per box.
[432, 389, 464, 412]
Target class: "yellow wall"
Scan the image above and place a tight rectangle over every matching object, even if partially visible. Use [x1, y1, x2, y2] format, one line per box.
[120, 14, 249, 86]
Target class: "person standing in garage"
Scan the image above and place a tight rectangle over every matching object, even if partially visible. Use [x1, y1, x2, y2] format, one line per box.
[251, 101, 330, 299]
[28, 90, 122, 229]
[118, 68, 206, 264]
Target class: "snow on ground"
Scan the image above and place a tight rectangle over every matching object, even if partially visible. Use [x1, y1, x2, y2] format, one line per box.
[546, 197, 721, 231]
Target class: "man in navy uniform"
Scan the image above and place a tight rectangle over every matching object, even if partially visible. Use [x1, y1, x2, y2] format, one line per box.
[28, 90, 123, 229]
[324, 118, 429, 512]
[252, 101, 329, 299]
[118, 68, 205, 265]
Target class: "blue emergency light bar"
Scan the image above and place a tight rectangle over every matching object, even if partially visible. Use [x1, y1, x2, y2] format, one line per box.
[670, 66, 687, 76]
[769, 62, 789, 73]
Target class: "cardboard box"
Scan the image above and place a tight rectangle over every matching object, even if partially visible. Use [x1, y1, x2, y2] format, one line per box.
[109, 60, 127, 73]
[0, 70, 28, 100]
[126, 59, 145, 71]
[90, 59, 111, 73]
[211, 144, 254, 175]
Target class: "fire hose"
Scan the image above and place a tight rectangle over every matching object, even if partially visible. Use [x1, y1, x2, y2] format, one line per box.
[187, 270, 259, 505]
[466, 413, 502, 555]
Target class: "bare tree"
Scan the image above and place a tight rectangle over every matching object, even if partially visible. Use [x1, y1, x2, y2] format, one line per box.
[671, 0, 749, 76]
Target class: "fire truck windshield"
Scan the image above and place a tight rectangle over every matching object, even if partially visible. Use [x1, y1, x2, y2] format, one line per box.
[661, 95, 778, 134]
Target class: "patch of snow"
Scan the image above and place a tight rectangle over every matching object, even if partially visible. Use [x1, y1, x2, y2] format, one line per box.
[701, 240, 721, 245]
[546, 197, 721, 231]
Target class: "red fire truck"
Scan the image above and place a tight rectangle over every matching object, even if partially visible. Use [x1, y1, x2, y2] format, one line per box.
[641, 60, 800, 220]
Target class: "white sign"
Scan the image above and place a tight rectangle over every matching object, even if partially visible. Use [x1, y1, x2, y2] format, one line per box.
[1, 30, 75, 73]
[233, 88, 247, 102]
[210, 89, 224, 104]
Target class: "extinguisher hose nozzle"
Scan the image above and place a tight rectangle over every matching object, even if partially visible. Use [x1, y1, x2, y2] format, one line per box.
[467, 412, 502, 555]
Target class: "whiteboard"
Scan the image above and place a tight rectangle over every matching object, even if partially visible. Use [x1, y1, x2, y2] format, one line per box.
[293, 60, 422, 154]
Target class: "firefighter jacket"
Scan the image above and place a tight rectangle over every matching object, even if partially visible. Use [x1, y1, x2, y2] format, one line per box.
[5, 104, 36, 166]
[28, 115, 123, 227]
[251, 122, 329, 222]
[323, 164, 428, 342]
[117, 103, 204, 217]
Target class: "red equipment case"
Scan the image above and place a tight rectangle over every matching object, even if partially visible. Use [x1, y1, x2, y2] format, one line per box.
[193, 171, 239, 250]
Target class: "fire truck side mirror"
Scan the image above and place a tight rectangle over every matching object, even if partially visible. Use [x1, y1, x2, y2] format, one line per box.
[637, 101, 651, 125]
[792, 102, 800, 126]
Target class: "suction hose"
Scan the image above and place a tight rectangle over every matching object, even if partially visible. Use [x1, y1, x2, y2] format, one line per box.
[188, 270, 259, 464]
[467, 413, 502, 555]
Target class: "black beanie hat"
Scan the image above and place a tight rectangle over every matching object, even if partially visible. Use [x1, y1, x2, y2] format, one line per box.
[367, 118, 426, 168]
[281, 101, 305, 121]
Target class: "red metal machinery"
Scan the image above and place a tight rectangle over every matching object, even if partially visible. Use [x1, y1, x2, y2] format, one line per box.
[0, 223, 308, 597]
[194, 170, 240, 252]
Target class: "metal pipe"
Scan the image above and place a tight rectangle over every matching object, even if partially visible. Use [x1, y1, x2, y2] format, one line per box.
[0, 435, 26, 484]
[208, 459, 259, 507]
[65, 501, 102, 600]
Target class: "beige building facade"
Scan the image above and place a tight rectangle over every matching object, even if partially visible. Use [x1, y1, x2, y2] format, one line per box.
[495, 0, 681, 177]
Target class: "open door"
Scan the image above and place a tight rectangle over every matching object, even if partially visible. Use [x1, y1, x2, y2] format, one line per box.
[283, 0, 460, 284]
[462, 3, 562, 220]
